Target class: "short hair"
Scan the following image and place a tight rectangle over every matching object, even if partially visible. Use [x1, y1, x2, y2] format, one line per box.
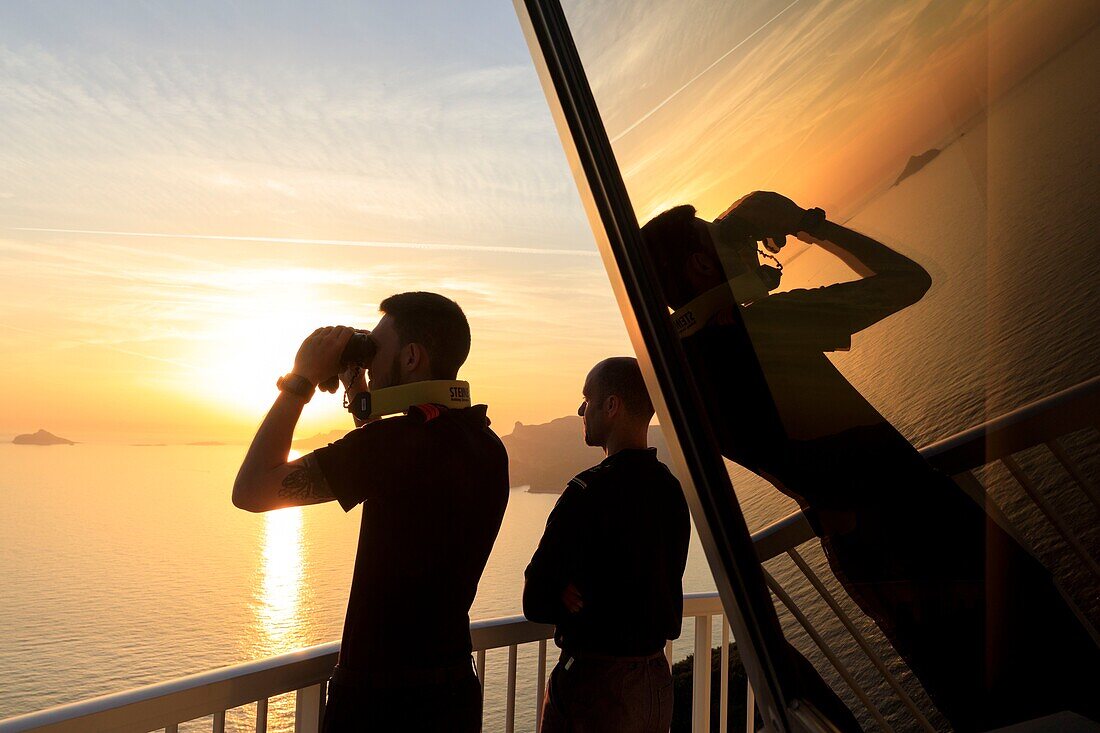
[639, 204, 713, 309]
[590, 357, 654, 420]
[379, 292, 471, 379]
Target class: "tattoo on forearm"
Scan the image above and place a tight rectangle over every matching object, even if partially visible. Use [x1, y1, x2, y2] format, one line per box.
[279, 455, 333, 502]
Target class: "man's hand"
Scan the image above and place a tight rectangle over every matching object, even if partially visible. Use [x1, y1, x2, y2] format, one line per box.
[727, 191, 807, 251]
[562, 583, 584, 614]
[292, 326, 354, 388]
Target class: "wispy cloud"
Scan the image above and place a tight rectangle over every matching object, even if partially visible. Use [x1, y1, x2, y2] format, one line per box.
[610, 0, 803, 143]
[12, 227, 598, 257]
[567, 0, 1002, 219]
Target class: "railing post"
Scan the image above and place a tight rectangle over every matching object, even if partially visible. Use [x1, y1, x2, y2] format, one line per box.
[693, 615, 712, 733]
[476, 648, 487, 733]
[720, 619, 730, 733]
[537, 639, 548, 732]
[506, 644, 518, 733]
[1002, 456, 1100, 580]
[745, 683, 755, 733]
[787, 548, 936, 732]
[212, 711, 225, 733]
[1047, 438, 1100, 511]
[256, 698, 269, 733]
[294, 684, 323, 733]
[763, 570, 892, 731]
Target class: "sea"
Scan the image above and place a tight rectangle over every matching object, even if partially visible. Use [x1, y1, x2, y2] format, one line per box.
[2, 21, 1098, 733]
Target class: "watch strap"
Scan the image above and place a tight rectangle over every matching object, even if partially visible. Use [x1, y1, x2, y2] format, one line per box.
[277, 373, 315, 402]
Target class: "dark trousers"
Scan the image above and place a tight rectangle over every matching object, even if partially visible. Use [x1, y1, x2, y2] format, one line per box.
[540, 651, 673, 733]
[321, 663, 481, 733]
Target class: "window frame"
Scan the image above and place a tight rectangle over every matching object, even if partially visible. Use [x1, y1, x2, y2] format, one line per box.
[511, 1, 842, 730]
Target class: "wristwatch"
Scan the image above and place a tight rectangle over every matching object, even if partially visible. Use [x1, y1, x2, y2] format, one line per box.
[276, 373, 315, 402]
[798, 207, 827, 237]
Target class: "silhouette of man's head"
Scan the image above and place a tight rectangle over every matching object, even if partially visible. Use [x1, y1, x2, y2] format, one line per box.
[640, 205, 757, 309]
[367, 292, 470, 390]
[578, 357, 654, 449]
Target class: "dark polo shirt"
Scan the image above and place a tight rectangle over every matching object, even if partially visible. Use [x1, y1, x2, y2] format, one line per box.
[312, 404, 509, 675]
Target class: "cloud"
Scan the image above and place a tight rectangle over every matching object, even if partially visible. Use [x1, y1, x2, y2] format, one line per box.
[12, 227, 598, 258]
[0, 232, 616, 355]
[0, 14, 591, 250]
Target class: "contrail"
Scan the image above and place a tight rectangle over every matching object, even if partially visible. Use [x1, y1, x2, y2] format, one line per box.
[12, 227, 598, 258]
[0, 322, 203, 371]
[611, 0, 802, 143]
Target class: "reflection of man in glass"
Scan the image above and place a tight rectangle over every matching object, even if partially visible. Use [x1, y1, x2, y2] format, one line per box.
[641, 193, 1099, 731]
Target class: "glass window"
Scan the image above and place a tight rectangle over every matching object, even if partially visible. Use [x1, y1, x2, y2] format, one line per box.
[550, 0, 1100, 729]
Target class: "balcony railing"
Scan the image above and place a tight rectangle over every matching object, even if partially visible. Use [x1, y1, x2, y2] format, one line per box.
[1, 376, 1096, 733]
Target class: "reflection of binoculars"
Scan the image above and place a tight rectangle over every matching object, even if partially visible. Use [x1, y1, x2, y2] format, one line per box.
[757, 262, 782, 291]
[319, 332, 377, 393]
[717, 217, 783, 300]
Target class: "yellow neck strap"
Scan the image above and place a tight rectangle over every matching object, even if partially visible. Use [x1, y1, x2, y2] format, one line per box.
[349, 380, 471, 420]
[669, 280, 748, 338]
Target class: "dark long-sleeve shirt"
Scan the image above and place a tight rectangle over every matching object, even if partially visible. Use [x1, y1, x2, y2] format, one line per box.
[523, 448, 690, 656]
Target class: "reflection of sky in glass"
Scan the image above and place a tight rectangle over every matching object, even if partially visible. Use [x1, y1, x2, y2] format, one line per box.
[254, 507, 306, 657]
[563, 0, 1098, 224]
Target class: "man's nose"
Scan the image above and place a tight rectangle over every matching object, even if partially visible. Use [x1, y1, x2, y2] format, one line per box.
[577, 401, 586, 417]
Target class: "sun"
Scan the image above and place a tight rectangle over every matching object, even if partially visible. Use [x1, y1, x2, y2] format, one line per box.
[186, 282, 356, 416]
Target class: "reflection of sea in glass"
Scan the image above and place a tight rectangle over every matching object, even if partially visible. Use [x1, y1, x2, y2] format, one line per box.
[254, 507, 306, 657]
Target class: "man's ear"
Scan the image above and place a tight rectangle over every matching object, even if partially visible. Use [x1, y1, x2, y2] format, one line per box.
[684, 251, 721, 294]
[688, 251, 715, 275]
[605, 394, 622, 418]
[404, 343, 428, 374]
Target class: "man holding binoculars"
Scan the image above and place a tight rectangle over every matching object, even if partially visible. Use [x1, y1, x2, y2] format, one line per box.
[232, 291, 509, 733]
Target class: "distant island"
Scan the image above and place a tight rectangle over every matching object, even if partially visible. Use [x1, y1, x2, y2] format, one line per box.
[895, 148, 941, 186]
[292, 429, 348, 452]
[13, 429, 75, 446]
[187, 441, 226, 446]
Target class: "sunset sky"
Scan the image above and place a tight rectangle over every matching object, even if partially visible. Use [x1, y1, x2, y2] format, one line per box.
[1, 0, 1092, 444]
[0, 0, 617, 443]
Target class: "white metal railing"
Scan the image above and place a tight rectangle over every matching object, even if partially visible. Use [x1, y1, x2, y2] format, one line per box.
[1, 377, 1096, 733]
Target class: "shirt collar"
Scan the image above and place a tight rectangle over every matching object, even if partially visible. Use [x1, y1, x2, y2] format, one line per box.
[602, 447, 658, 465]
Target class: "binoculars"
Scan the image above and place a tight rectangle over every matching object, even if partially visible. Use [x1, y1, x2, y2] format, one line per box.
[318, 332, 377, 393]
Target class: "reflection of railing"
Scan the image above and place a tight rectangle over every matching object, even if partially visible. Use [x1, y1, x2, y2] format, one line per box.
[1, 377, 1097, 733]
[748, 375, 1100, 732]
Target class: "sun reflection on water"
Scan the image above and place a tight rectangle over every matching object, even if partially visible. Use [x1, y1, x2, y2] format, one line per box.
[254, 506, 306, 657]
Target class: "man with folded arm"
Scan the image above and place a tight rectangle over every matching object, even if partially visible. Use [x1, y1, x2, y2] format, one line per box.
[524, 357, 689, 733]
